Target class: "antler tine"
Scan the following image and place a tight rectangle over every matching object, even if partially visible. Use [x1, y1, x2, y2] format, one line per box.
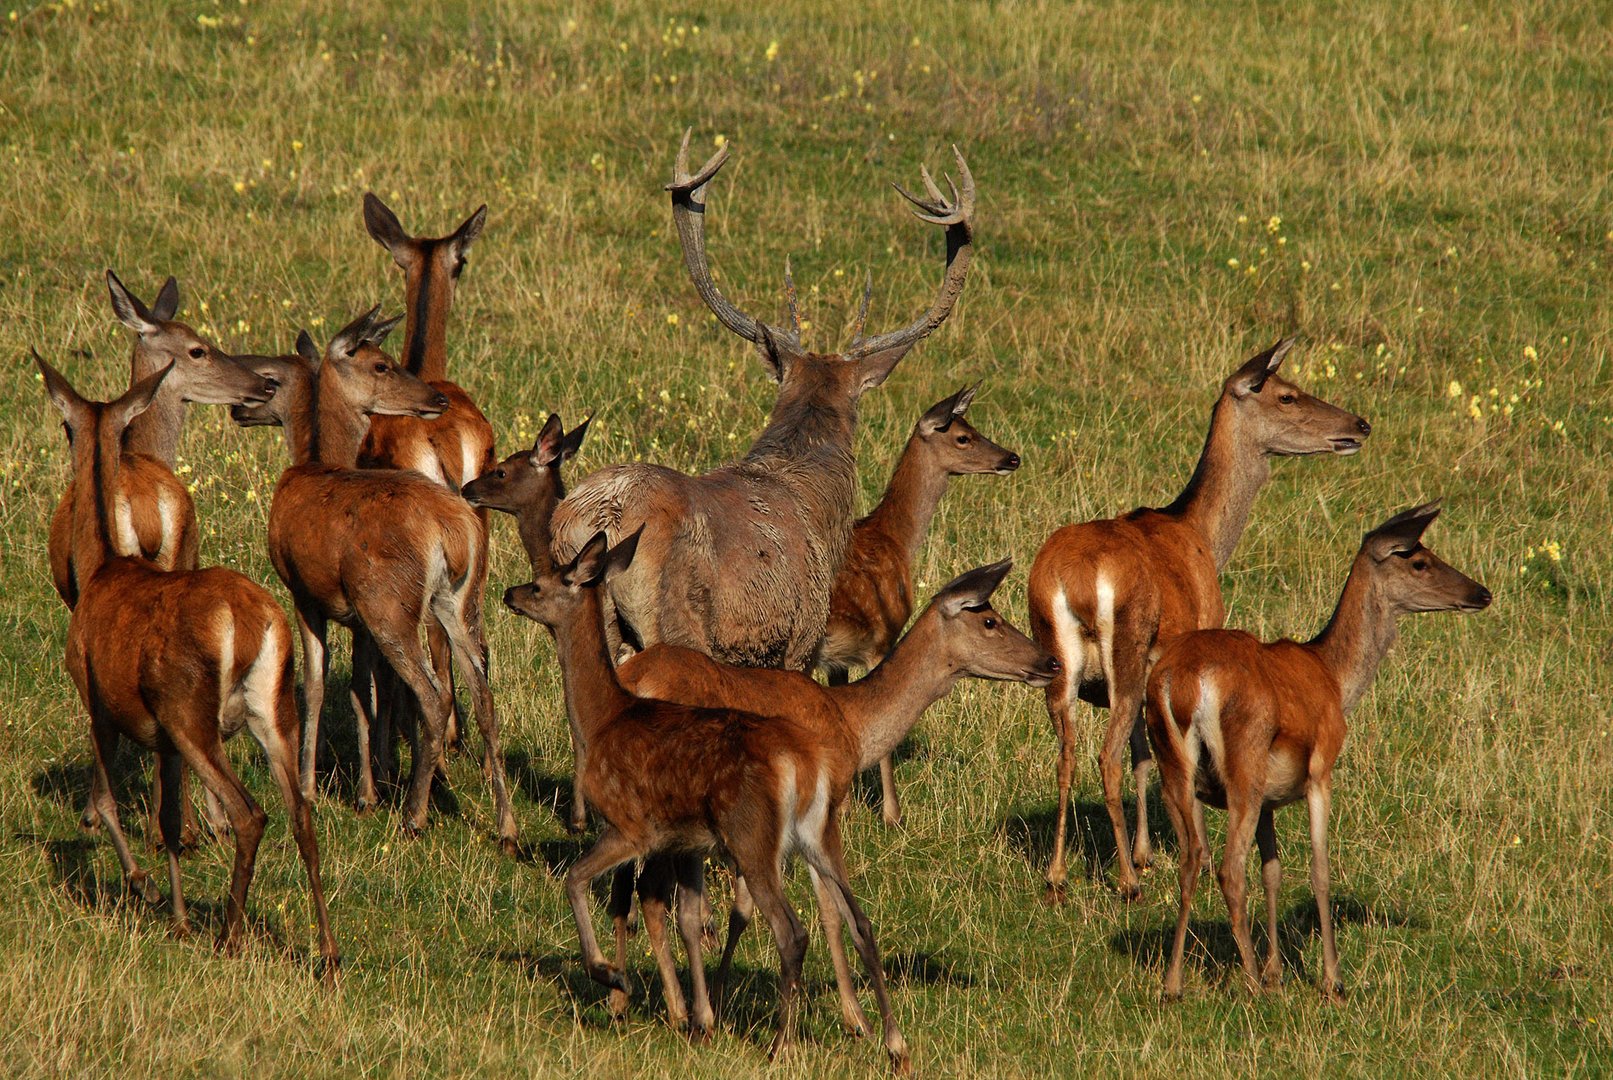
[665, 131, 799, 354]
[782, 257, 803, 338]
[847, 148, 976, 360]
[848, 270, 873, 345]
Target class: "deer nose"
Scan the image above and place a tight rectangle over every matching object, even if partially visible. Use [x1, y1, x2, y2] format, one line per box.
[431, 392, 451, 411]
[1356, 417, 1372, 435]
[1472, 585, 1492, 608]
[1044, 656, 1062, 674]
[502, 587, 520, 608]
[1002, 453, 1021, 471]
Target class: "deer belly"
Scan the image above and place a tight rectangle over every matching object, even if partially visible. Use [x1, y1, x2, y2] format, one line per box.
[1262, 747, 1308, 806]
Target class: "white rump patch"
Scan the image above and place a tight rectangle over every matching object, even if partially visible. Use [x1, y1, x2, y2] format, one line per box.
[113, 491, 139, 555]
[1189, 673, 1225, 777]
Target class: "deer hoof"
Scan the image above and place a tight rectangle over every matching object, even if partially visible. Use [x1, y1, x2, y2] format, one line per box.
[1116, 879, 1143, 903]
[888, 1046, 913, 1076]
[129, 870, 161, 905]
[1321, 980, 1345, 1005]
[589, 962, 629, 994]
[320, 955, 342, 990]
[499, 836, 520, 859]
[607, 988, 629, 1020]
[687, 1023, 711, 1045]
[215, 933, 245, 958]
[1160, 988, 1183, 1005]
[1041, 882, 1068, 907]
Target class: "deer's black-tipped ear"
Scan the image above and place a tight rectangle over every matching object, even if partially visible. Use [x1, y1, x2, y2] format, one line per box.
[295, 330, 321, 366]
[602, 526, 642, 580]
[920, 383, 977, 433]
[329, 305, 383, 358]
[1365, 500, 1443, 561]
[531, 413, 566, 465]
[367, 313, 404, 346]
[106, 269, 158, 335]
[564, 530, 614, 587]
[855, 342, 912, 393]
[559, 413, 591, 460]
[935, 558, 1013, 616]
[1229, 336, 1297, 398]
[362, 192, 410, 262]
[754, 325, 789, 384]
[34, 349, 89, 423]
[109, 362, 174, 431]
[451, 204, 488, 256]
[151, 277, 181, 322]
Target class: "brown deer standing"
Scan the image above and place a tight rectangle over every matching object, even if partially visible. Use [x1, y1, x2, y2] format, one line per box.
[51, 271, 276, 848]
[461, 412, 589, 818]
[358, 194, 496, 756]
[550, 133, 976, 682]
[1147, 502, 1489, 1001]
[814, 383, 1020, 826]
[37, 353, 338, 984]
[1027, 339, 1371, 901]
[233, 310, 517, 852]
[613, 560, 1057, 1043]
[505, 536, 1050, 1071]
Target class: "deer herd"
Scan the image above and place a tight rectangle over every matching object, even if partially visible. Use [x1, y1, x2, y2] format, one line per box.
[34, 133, 1490, 1072]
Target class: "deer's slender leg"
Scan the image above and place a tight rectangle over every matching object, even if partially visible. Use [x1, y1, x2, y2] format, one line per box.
[1256, 806, 1282, 989]
[293, 606, 327, 800]
[1216, 791, 1263, 992]
[1307, 779, 1342, 1002]
[1157, 740, 1204, 1001]
[156, 748, 189, 935]
[86, 706, 157, 903]
[565, 827, 642, 993]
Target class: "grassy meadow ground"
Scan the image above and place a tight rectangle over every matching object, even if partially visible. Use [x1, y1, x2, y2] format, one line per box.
[1, 0, 1610, 1074]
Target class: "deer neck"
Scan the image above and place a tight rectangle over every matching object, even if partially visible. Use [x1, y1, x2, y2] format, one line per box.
[860, 433, 950, 569]
[515, 501, 558, 575]
[745, 386, 858, 471]
[1308, 555, 1400, 714]
[272, 375, 320, 467]
[71, 424, 123, 584]
[402, 258, 451, 382]
[1167, 397, 1270, 570]
[551, 588, 635, 743]
[831, 609, 959, 769]
[123, 343, 186, 465]
[311, 375, 373, 468]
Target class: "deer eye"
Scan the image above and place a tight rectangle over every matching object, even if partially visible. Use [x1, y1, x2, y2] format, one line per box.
[494, 469, 506, 479]
[188, 346, 207, 359]
[1412, 559, 1429, 571]
[983, 616, 997, 629]
[1278, 392, 1297, 404]
[374, 362, 389, 373]
[956, 434, 971, 446]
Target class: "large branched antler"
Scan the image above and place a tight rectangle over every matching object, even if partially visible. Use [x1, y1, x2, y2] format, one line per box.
[666, 130, 801, 358]
[847, 146, 975, 360]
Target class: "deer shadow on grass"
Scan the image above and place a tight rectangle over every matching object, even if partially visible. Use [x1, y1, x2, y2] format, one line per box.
[1111, 892, 1427, 987]
[1001, 792, 1181, 889]
[505, 748, 582, 835]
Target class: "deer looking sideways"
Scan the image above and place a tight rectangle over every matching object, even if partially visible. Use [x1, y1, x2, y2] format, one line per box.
[1028, 338, 1371, 901]
[504, 530, 1057, 1072]
[814, 382, 1020, 827]
[359, 194, 496, 757]
[36, 354, 338, 984]
[1146, 502, 1490, 1002]
[50, 271, 277, 849]
[611, 560, 1058, 1048]
[550, 133, 976, 682]
[231, 310, 518, 853]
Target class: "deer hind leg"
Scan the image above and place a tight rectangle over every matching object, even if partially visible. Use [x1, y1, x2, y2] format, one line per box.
[1307, 779, 1342, 1002]
[672, 854, 715, 1038]
[565, 827, 643, 995]
[629, 855, 687, 1027]
[712, 872, 755, 1025]
[804, 819, 909, 1073]
[737, 865, 809, 1062]
[167, 721, 268, 956]
[146, 760, 206, 853]
[1216, 792, 1263, 993]
[293, 607, 328, 800]
[86, 707, 158, 904]
[808, 863, 871, 1038]
[606, 863, 636, 1020]
[1129, 711, 1155, 871]
[1038, 592, 1086, 901]
[367, 626, 445, 837]
[349, 630, 382, 814]
[1255, 806, 1282, 989]
[1157, 747, 1204, 1002]
[426, 620, 460, 768]
[1098, 607, 1150, 901]
[155, 748, 189, 936]
[434, 599, 518, 854]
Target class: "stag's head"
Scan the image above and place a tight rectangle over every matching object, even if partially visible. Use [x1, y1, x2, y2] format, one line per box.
[911, 384, 1020, 476]
[1220, 338, 1373, 458]
[666, 132, 976, 448]
[463, 412, 591, 514]
[106, 270, 275, 408]
[1360, 502, 1492, 615]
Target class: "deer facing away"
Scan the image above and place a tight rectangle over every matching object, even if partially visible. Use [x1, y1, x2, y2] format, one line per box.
[1027, 339, 1371, 900]
[814, 382, 1020, 826]
[38, 353, 338, 983]
[550, 133, 976, 677]
[1146, 502, 1489, 1001]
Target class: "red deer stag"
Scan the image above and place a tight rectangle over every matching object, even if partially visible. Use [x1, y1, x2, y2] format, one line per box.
[1027, 339, 1370, 901]
[504, 537, 1050, 1072]
[814, 383, 1020, 826]
[550, 133, 976, 680]
[358, 194, 496, 753]
[51, 271, 276, 849]
[1147, 502, 1489, 1001]
[37, 353, 337, 983]
[233, 310, 517, 852]
[613, 560, 1057, 1043]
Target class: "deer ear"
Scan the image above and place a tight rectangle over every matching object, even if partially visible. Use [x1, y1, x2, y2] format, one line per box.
[754, 326, 789, 384]
[1228, 336, 1297, 398]
[563, 530, 613, 586]
[109, 362, 174, 431]
[920, 383, 976, 433]
[935, 558, 1013, 616]
[451, 204, 488, 256]
[106, 269, 159, 335]
[34, 349, 90, 425]
[295, 330, 321, 366]
[601, 527, 643, 580]
[329, 305, 383, 357]
[363, 192, 411, 264]
[150, 277, 181, 322]
[1365, 500, 1442, 561]
[855, 342, 912, 393]
[559, 412, 592, 460]
[367, 313, 404, 346]
[530, 413, 566, 465]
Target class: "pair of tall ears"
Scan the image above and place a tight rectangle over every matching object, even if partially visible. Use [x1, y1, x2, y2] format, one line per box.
[1365, 501, 1443, 561]
[105, 269, 179, 336]
[362, 192, 487, 269]
[34, 350, 172, 432]
[531, 413, 591, 467]
[293, 305, 404, 366]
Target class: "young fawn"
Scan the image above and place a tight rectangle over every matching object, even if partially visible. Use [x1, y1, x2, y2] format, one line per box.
[1028, 339, 1370, 900]
[37, 354, 338, 983]
[615, 560, 1058, 1044]
[814, 383, 1020, 827]
[1146, 502, 1490, 1001]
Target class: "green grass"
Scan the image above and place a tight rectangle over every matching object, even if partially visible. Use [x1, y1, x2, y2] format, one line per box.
[1, 0, 1610, 1075]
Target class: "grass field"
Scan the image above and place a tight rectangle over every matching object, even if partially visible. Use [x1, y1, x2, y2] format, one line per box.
[2, 1, 1610, 1075]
